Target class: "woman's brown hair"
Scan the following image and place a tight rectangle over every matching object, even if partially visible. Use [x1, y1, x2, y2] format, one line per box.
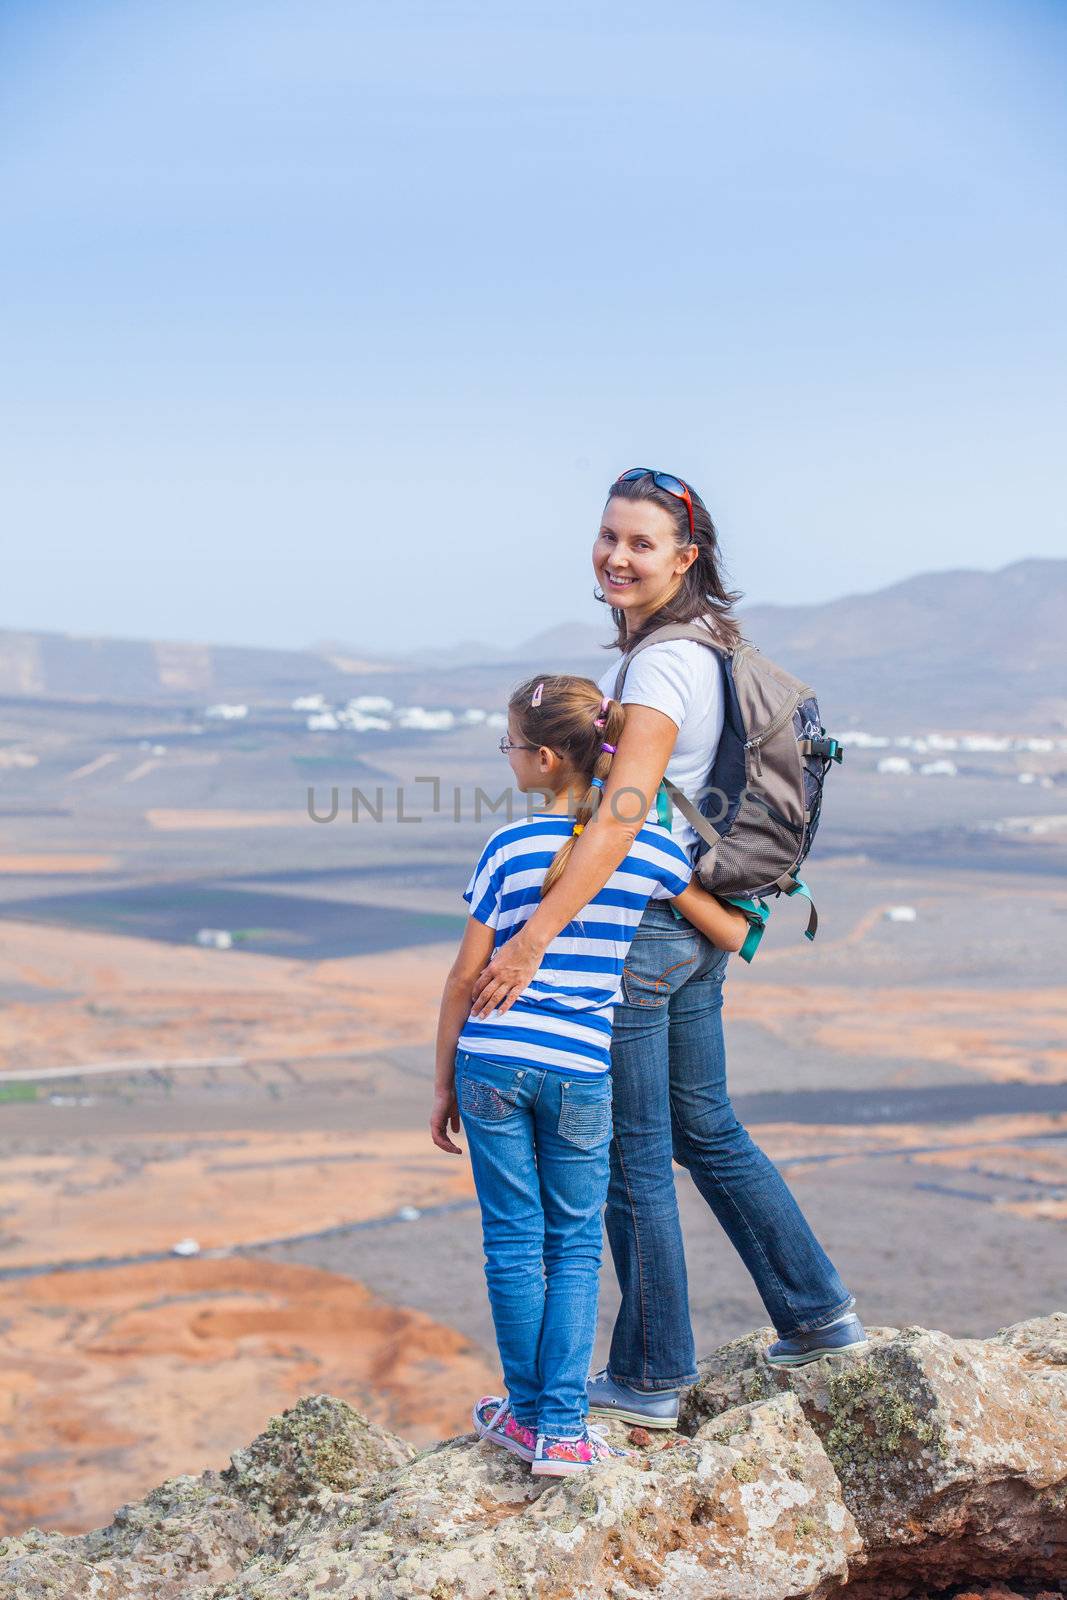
[508, 674, 627, 897]
[597, 471, 744, 653]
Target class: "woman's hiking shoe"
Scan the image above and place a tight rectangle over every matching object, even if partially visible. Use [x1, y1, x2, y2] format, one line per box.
[472, 1396, 537, 1463]
[765, 1313, 868, 1368]
[531, 1425, 630, 1477]
[585, 1368, 679, 1430]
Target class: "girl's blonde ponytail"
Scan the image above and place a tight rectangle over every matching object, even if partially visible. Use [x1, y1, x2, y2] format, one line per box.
[506, 675, 630, 899]
[541, 698, 625, 898]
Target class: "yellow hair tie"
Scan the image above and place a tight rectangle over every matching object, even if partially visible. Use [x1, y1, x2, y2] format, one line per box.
[572, 822, 584, 836]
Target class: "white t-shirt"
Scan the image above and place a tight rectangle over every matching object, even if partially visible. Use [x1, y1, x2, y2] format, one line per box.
[596, 639, 724, 854]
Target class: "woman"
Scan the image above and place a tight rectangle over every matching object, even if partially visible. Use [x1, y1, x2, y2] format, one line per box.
[471, 467, 865, 1428]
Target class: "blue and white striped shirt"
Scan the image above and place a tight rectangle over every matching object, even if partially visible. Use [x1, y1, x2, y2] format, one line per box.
[457, 813, 692, 1077]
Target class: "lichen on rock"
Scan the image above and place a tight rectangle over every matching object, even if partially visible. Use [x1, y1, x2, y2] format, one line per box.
[0, 1318, 1063, 1600]
[221, 1392, 416, 1527]
[820, 1343, 946, 1485]
[0, 1471, 264, 1600]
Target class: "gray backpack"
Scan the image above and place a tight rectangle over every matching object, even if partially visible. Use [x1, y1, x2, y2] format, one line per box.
[613, 619, 844, 955]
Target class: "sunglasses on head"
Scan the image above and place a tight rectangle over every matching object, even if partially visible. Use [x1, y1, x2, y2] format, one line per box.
[613, 467, 695, 540]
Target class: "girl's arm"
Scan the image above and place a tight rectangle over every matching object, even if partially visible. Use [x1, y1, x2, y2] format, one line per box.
[669, 881, 749, 952]
[431, 916, 497, 1153]
[470, 703, 680, 1017]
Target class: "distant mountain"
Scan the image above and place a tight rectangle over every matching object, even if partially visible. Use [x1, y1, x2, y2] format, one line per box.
[498, 621, 615, 665]
[0, 559, 1063, 731]
[0, 630, 396, 707]
[741, 558, 1066, 732]
[341, 622, 612, 672]
[743, 558, 1065, 672]
[377, 559, 1067, 731]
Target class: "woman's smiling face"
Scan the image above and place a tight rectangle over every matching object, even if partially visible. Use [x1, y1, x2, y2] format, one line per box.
[593, 496, 696, 630]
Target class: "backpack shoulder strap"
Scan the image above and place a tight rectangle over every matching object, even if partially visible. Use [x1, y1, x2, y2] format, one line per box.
[660, 775, 722, 853]
[611, 618, 727, 856]
[611, 618, 724, 700]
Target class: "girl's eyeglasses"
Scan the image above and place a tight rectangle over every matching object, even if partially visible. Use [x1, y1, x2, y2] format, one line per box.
[498, 735, 538, 755]
[614, 467, 695, 540]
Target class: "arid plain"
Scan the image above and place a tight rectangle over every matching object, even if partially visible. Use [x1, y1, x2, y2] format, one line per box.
[0, 687, 1064, 1536]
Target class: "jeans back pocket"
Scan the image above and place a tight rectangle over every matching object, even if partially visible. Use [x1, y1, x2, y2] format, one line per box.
[460, 1071, 523, 1122]
[557, 1078, 613, 1150]
[621, 952, 696, 1008]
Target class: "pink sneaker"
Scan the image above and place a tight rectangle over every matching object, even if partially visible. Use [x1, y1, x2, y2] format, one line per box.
[472, 1396, 537, 1463]
[532, 1424, 630, 1477]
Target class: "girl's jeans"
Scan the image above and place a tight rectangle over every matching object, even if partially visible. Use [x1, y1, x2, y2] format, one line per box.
[455, 1048, 611, 1437]
[606, 901, 854, 1392]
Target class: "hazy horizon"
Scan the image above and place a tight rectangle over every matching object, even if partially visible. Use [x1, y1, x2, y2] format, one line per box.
[2, 0, 1065, 654]
[0, 549, 1062, 659]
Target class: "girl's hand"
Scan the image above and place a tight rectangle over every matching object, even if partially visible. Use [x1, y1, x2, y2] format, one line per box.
[469, 930, 541, 1018]
[430, 1088, 462, 1154]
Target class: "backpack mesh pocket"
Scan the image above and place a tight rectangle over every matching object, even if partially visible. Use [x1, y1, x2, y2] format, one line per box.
[697, 794, 802, 897]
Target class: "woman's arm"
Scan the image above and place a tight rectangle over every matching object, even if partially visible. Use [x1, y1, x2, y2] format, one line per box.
[669, 882, 748, 952]
[469, 703, 680, 1017]
[431, 917, 496, 1153]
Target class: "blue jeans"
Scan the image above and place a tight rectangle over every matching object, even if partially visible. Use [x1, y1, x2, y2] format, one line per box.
[455, 1048, 612, 1435]
[605, 901, 854, 1391]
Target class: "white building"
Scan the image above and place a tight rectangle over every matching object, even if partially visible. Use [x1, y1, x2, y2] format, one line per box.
[292, 694, 327, 711]
[204, 703, 248, 720]
[337, 710, 391, 731]
[877, 756, 913, 775]
[349, 695, 394, 714]
[397, 707, 456, 731]
[919, 759, 958, 777]
[961, 735, 1011, 753]
[885, 906, 918, 923]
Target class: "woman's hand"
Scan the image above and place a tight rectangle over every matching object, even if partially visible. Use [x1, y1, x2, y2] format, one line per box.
[430, 1087, 462, 1154]
[469, 929, 542, 1018]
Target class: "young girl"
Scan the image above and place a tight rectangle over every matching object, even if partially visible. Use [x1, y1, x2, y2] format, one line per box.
[430, 673, 747, 1476]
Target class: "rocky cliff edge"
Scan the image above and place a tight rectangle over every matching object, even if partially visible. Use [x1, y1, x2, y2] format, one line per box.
[1, 1316, 1064, 1600]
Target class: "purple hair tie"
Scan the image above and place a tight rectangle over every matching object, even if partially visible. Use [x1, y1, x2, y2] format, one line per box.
[600, 741, 617, 754]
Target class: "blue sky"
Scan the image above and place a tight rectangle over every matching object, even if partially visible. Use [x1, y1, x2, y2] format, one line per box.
[2, 0, 1065, 653]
